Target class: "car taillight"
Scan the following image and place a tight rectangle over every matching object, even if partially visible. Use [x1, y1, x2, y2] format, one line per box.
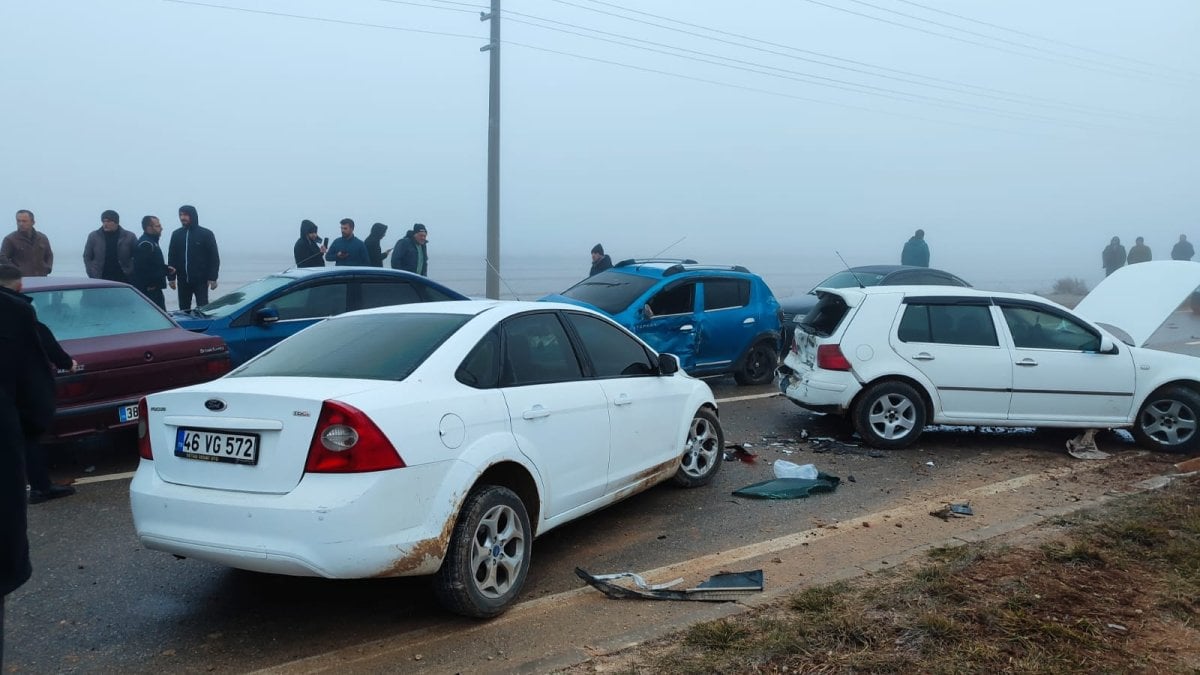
[816, 344, 852, 371]
[56, 380, 89, 400]
[137, 397, 153, 460]
[304, 401, 405, 473]
[199, 354, 232, 378]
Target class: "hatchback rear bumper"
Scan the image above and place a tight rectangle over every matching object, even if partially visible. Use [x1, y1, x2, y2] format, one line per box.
[778, 363, 859, 413]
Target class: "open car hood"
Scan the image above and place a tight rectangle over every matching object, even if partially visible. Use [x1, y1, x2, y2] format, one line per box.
[1073, 261, 1200, 347]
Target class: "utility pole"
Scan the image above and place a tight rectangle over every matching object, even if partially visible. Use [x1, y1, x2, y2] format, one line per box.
[480, 0, 501, 299]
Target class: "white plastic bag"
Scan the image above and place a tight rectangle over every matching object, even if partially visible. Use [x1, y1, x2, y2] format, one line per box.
[773, 459, 818, 480]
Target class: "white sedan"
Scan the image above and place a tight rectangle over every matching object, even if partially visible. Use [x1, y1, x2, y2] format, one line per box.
[779, 261, 1200, 452]
[130, 301, 723, 617]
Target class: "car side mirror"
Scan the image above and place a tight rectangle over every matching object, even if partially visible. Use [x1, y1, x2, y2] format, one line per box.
[1099, 335, 1117, 354]
[255, 306, 280, 325]
[658, 353, 680, 375]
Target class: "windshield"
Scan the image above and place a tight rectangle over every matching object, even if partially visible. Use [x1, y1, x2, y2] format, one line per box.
[29, 287, 175, 340]
[232, 312, 471, 380]
[198, 275, 294, 318]
[812, 271, 887, 291]
[561, 271, 658, 314]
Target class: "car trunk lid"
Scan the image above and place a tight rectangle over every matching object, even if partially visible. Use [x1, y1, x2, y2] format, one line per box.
[1073, 261, 1200, 347]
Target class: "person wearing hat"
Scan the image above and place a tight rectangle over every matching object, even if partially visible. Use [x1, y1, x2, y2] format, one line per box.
[390, 223, 429, 276]
[82, 210, 137, 282]
[589, 243, 613, 276]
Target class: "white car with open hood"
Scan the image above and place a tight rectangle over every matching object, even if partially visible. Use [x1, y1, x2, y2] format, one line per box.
[130, 301, 723, 618]
[778, 261, 1200, 452]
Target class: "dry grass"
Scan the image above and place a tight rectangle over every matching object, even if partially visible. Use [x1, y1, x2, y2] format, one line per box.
[615, 475, 1200, 674]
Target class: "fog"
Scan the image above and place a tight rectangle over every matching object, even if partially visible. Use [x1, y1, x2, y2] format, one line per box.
[4, 0, 1198, 288]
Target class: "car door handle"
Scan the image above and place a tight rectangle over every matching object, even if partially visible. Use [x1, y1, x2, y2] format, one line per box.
[680, 324, 694, 332]
[911, 352, 935, 361]
[613, 394, 633, 406]
[1016, 358, 1038, 367]
[522, 406, 551, 420]
[743, 317, 756, 325]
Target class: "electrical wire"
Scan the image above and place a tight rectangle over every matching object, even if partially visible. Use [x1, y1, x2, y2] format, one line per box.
[162, 0, 482, 40]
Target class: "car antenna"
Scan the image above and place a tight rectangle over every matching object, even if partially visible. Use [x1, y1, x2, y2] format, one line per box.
[649, 236, 687, 259]
[835, 250, 866, 288]
[483, 257, 522, 300]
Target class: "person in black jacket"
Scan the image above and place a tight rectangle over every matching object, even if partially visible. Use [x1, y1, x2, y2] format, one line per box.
[589, 244, 613, 276]
[390, 223, 429, 276]
[293, 220, 326, 268]
[132, 216, 173, 310]
[167, 205, 220, 310]
[364, 222, 389, 267]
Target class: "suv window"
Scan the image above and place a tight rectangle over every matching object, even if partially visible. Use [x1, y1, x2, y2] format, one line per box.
[1001, 305, 1100, 351]
[647, 282, 695, 317]
[501, 313, 583, 386]
[898, 303, 997, 346]
[564, 312, 655, 377]
[561, 271, 658, 314]
[799, 293, 849, 337]
[703, 279, 749, 311]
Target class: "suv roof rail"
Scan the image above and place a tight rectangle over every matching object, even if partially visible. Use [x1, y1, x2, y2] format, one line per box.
[664, 263, 752, 276]
[615, 258, 699, 267]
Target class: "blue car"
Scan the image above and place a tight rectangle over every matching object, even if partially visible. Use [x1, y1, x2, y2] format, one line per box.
[173, 267, 468, 365]
[542, 259, 782, 385]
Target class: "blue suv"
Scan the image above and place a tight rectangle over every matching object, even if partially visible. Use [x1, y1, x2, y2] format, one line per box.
[542, 259, 782, 385]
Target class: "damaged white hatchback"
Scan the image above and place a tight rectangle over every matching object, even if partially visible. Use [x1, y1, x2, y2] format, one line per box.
[779, 261, 1200, 452]
[130, 301, 723, 618]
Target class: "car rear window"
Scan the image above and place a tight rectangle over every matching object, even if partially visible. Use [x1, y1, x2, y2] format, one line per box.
[798, 293, 850, 337]
[232, 313, 470, 380]
[561, 271, 657, 314]
[814, 271, 887, 289]
[29, 287, 176, 340]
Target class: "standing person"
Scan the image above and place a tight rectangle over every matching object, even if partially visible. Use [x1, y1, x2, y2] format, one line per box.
[132, 216, 173, 310]
[0, 265, 75, 508]
[293, 219, 326, 267]
[390, 223, 429, 276]
[900, 229, 930, 267]
[167, 205, 220, 310]
[364, 222, 389, 267]
[1127, 236, 1152, 264]
[0, 210, 54, 277]
[325, 218, 369, 266]
[82, 210, 136, 282]
[1170, 234, 1194, 261]
[1102, 236, 1126, 276]
[589, 244, 613, 276]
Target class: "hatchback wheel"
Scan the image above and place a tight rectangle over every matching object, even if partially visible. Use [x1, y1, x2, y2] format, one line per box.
[1132, 386, 1200, 454]
[734, 340, 778, 386]
[673, 407, 724, 487]
[434, 485, 532, 618]
[853, 381, 926, 449]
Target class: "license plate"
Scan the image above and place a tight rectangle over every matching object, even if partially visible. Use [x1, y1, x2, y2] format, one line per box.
[175, 428, 260, 465]
[118, 404, 139, 423]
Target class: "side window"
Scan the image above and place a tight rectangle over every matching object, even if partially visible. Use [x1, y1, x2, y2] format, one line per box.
[703, 279, 750, 311]
[457, 328, 500, 388]
[647, 282, 695, 317]
[899, 303, 998, 346]
[1002, 306, 1100, 351]
[360, 282, 420, 309]
[418, 285, 458, 302]
[270, 284, 348, 321]
[500, 313, 584, 386]
[564, 312, 655, 377]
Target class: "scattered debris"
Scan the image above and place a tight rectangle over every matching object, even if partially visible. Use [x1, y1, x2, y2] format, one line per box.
[1066, 429, 1111, 460]
[83, 465, 96, 474]
[576, 568, 763, 601]
[848, 474, 856, 483]
[773, 460, 818, 480]
[732, 473, 841, 500]
[925, 461, 935, 468]
[723, 443, 758, 463]
[930, 502, 974, 520]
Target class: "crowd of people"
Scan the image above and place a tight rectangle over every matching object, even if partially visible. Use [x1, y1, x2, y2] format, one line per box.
[1102, 234, 1194, 276]
[293, 218, 431, 277]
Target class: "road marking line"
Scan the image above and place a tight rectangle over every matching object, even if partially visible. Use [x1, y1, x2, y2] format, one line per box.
[716, 392, 780, 403]
[73, 471, 136, 485]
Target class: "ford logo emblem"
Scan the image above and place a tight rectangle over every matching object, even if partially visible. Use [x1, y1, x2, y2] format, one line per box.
[205, 399, 227, 412]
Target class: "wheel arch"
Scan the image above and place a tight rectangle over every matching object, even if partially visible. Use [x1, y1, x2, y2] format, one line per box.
[852, 374, 935, 424]
[473, 461, 542, 535]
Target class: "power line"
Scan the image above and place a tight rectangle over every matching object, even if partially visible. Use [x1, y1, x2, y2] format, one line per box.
[162, 0, 482, 40]
[533, 0, 1161, 124]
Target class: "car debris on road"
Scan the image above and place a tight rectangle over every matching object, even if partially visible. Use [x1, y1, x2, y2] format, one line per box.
[1066, 429, 1112, 460]
[575, 568, 764, 601]
[929, 502, 975, 520]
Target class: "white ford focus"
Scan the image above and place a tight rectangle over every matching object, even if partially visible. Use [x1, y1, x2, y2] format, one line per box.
[130, 301, 723, 617]
[779, 261, 1200, 452]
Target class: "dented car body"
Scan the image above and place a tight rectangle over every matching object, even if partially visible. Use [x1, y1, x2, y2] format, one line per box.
[130, 301, 723, 617]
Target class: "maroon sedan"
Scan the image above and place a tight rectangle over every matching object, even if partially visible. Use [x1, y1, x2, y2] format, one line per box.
[23, 277, 232, 442]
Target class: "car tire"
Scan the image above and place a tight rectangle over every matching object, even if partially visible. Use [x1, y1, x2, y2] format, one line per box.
[672, 407, 724, 488]
[1131, 386, 1200, 454]
[734, 340, 778, 386]
[433, 485, 532, 618]
[852, 381, 926, 449]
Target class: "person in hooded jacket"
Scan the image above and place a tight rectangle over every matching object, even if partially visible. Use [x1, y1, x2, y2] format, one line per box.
[132, 216, 173, 310]
[167, 205, 220, 310]
[390, 223, 429, 276]
[293, 220, 326, 268]
[589, 244, 613, 276]
[82, 210, 136, 282]
[1102, 236, 1126, 276]
[364, 222, 389, 267]
[900, 229, 930, 267]
[1170, 234, 1194, 261]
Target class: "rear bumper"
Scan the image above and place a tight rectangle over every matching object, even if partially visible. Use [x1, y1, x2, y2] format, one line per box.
[45, 399, 139, 442]
[778, 362, 859, 414]
[130, 459, 465, 578]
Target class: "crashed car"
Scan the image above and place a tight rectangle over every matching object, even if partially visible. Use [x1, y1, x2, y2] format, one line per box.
[778, 261, 1200, 452]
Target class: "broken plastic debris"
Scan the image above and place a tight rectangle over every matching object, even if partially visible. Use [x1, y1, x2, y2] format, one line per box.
[723, 443, 758, 463]
[925, 461, 935, 467]
[732, 473, 841, 500]
[773, 460, 818, 480]
[930, 502, 974, 520]
[576, 568, 763, 601]
[1066, 429, 1111, 460]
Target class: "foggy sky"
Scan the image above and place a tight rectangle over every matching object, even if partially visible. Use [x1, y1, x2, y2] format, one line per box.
[4, 0, 1198, 285]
